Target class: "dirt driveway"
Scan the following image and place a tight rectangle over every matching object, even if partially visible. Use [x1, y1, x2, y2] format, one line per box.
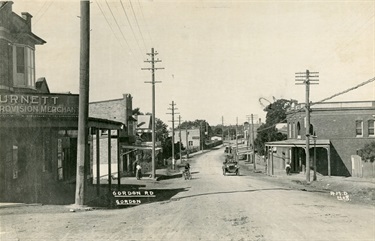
[1, 147, 374, 241]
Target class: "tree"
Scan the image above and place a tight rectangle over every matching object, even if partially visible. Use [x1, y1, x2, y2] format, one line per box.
[358, 141, 375, 162]
[254, 99, 297, 155]
[155, 118, 168, 144]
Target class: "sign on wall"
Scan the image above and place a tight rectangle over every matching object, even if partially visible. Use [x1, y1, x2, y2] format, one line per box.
[0, 93, 79, 117]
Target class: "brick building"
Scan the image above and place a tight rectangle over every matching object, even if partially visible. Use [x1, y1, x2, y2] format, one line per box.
[266, 101, 375, 177]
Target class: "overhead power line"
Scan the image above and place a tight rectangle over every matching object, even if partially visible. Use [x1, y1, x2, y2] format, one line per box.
[120, 0, 144, 56]
[104, 0, 141, 63]
[137, 0, 153, 45]
[256, 77, 375, 133]
[129, 0, 148, 51]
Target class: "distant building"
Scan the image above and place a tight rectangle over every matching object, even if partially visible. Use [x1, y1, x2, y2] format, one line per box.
[266, 101, 375, 177]
[173, 128, 202, 152]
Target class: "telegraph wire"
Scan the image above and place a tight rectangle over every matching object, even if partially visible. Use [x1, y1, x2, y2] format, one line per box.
[256, 77, 375, 133]
[104, 0, 140, 63]
[136, 0, 153, 46]
[129, 0, 148, 51]
[312, 77, 375, 106]
[120, 0, 144, 56]
[96, 1, 123, 46]
[31, 0, 49, 25]
[33, 1, 54, 26]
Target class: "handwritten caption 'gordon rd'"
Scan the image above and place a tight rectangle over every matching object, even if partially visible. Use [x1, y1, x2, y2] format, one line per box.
[113, 190, 156, 206]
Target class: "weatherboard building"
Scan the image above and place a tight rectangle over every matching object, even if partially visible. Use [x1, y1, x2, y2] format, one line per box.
[0, 2, 126, 204]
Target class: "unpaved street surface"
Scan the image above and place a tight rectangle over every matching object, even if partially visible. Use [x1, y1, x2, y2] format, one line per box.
[1, 147, 374, 241]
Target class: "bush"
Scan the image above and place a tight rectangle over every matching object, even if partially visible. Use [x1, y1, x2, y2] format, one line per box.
[358, 141, 375, 162]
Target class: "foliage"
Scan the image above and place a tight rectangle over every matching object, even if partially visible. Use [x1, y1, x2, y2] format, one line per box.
[155, 118, 168, 144]
[132, 108, 143, 115]
[179, 119, 211, 138]
[358, 141, 375, 162]
[254, 99, 296, 155]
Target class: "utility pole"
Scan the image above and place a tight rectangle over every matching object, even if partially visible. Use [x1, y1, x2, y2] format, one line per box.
[296, 70, 319, 183]
[185, 126, 189, 160]
[251, 114, 256, 170]
[179, 115, 182, 162]
[142, 48, 164, 179]
[200, 121, 204, 152]
[167, 101, 179, 169]
[75, 0, 90, 207]
[221, 116, 224, 145]
[236, 117, 238, 162]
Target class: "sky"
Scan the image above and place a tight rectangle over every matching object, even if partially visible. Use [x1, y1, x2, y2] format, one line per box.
[12, 0, 375, 127]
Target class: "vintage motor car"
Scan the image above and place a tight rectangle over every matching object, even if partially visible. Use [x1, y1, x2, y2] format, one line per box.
[222, 156, 239, 176]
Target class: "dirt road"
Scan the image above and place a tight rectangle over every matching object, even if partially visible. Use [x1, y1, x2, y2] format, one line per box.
[1, 147, 374, 241]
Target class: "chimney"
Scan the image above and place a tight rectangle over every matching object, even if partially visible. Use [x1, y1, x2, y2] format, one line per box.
[21, 12, 32, 30]
[0, 1, 13, 12]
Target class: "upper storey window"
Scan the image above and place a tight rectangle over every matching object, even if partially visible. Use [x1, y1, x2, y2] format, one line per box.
[355, 120, 363, 137]
[14, 45, 35, 88]
[369, 120, 374, 137]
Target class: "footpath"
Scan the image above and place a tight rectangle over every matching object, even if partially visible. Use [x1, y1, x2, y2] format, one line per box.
[239, 157, 375, 206]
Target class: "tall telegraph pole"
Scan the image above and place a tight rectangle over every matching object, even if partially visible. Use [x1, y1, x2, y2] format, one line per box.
[221, 116, 224, 144]
[295, 70, 319, 183]
[179, 115, 182, 162]
[75, 0, 90, 206]
[251, 114, 256, 170]
[142, 48, 164, 179]
[167, 101, 179, 169]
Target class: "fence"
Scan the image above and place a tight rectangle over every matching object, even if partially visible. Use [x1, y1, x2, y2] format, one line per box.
[351, 155, 375, 178]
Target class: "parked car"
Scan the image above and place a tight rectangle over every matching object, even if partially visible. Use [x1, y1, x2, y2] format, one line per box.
[222, 156, 239, 176]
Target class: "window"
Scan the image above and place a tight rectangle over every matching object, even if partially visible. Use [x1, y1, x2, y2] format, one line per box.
[291, 123, 295, 139]
[297, 122, 301, 139]
[369, 120, 374, 136]
[356, 120, 363, 137]
[16, 46, 25, 73]
[14, 45, 35, 88]
[188, 141, 193, 146]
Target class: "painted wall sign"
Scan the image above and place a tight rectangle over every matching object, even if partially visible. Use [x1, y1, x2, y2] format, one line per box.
[0, 93, 79, 117]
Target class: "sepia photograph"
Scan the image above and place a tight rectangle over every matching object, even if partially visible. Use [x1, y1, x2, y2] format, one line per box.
[0, 0, 374, 240]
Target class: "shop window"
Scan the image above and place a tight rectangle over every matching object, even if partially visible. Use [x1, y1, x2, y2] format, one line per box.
[12, 143, 19, 179]
[369, 120, 374, 136]
[57, 138, 63, 180]
[14, 45, 35, 88]
[355, 120, 363, 137]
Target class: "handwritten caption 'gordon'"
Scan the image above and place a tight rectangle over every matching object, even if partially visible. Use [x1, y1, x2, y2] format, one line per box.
[113, 190, 155, 205]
